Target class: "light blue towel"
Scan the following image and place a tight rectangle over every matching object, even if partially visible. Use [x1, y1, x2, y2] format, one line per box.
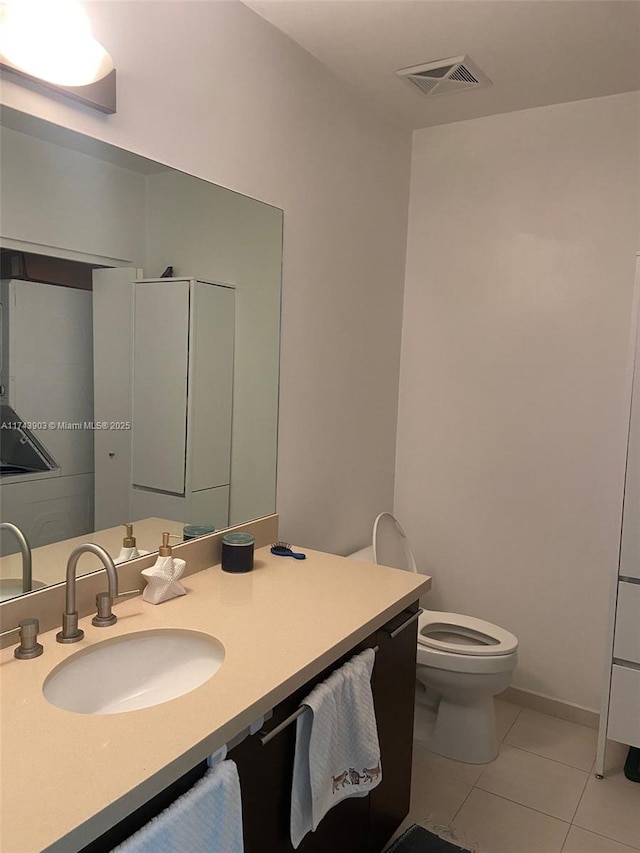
[113, 759, 244, 853]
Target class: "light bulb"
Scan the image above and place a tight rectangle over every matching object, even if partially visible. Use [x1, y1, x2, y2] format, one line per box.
[0, 0, 113, 86]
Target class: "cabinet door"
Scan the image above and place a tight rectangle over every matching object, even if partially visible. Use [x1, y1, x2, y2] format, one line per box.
[190, 282, 234, 491]
[232, 640, 376, 853]
[368, 604, 419, 853]
[230, 702, 293, 853]
[93, 266, 140, 528]
[132, 280, 189, 494]
[613, 581, 640, 665]
[608, 664, 640, 748]
[77, 762, 208, 852]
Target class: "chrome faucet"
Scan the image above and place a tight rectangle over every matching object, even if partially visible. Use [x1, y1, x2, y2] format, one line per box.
[57, 544, 118, 644]
[0, 522, 32, 593]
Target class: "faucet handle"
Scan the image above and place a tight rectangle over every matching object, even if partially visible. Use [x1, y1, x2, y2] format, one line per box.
[1, 618, 43, 659]
[92, 592, 117, 627]
[91, 589, 141, 628]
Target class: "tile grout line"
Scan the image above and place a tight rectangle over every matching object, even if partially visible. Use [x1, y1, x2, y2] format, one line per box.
[559, 768, 592, 853]
[467, 786, 576, 827]
[449, 731, 495, 825]
[567, 763, 592, 827]
[499, 704, 523, 742]
[558, 821, 572, 853]
[505, 701, 599, 733]
[568, 823, 640, 852]
[500, 740, 596, 773]
[461, 720, 576, 851]
[448, 782, 476, 827]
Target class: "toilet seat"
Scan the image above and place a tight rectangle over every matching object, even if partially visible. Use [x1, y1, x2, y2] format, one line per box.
[418, 611, 518, 657]
[417, 642, 517, 674]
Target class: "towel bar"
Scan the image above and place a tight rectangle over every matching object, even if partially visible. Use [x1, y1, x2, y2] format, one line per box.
[259, 646, 379, 746]
[260, 705, 308, 745]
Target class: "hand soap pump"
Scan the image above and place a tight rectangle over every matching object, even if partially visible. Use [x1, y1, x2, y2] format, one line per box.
[115, 523, 150, 564]
[141, 532, 187, 604]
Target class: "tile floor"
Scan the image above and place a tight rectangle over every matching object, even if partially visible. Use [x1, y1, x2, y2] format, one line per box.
[390, 698, 640, 853]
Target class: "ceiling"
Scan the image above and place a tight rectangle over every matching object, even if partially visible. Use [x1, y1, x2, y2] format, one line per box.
[244, 1, 640, 130]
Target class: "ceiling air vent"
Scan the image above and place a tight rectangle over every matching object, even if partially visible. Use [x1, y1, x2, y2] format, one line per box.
[396, 55, 491, 97]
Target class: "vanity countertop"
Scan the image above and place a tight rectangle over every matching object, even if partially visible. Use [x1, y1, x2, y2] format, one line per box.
[0, 546, 430, 853]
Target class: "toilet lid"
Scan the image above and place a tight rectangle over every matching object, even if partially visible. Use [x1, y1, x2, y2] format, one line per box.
[417, 610, 518, 656]
[372, 513, 418, 574]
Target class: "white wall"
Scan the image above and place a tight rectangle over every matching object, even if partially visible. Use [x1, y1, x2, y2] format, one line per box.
[397, 92, 640, 711]
[0, 0, 411, 554]
[0, 126, 147, 264]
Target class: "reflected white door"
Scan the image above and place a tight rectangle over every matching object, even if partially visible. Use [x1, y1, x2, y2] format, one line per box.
[93, 266, 141, 529]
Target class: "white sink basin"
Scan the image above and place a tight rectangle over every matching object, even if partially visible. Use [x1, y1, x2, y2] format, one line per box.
[43, 629, 225, 714]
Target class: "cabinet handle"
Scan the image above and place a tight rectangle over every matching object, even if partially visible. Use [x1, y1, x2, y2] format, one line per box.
[385, 608, 423, 640]
[259, 645, 379, 746]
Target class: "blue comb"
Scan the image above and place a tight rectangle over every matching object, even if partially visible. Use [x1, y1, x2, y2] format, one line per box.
[271, 542, 306, 560]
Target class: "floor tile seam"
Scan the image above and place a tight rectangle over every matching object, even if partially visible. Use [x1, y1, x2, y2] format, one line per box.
[412, 742, 485, 786]
[449, 782, 477, 826]
[498, 705, 523, 742]
[572, 815, 640, 851]
[559, 828, 570, 853]
[472, 747, 590, 798]
[467, 784, 578, 826]
[567, 767, 592, 825]
[566, 821, 640, 852]
[500, 740, 595, 773]
[556, 818, 572, 853]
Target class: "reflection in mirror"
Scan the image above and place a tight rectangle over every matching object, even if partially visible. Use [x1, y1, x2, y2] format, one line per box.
[0, 107, 282, 601]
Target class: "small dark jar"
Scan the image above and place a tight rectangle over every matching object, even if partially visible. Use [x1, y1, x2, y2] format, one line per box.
[221, 532, 255, 573]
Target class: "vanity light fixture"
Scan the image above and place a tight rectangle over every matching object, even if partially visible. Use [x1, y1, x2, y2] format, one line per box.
[0, 0, 116, 113]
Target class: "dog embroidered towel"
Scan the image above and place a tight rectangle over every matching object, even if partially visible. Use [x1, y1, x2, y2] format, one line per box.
[290, 647, 381, 849]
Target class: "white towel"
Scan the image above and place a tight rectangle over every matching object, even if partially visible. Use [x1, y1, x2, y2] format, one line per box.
[113, 758, 244, 853]
[290, 648, 381, 849]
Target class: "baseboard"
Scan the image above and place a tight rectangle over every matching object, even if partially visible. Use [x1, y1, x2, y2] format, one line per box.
[499, 686, 600, 730]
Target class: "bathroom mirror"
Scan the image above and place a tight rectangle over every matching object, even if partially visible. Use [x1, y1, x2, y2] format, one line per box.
[0, 106, 282, 600]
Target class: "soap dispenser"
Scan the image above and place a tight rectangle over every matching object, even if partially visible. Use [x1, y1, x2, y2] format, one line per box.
[141, 532, 187, 604]
[114, 523, 151, 564]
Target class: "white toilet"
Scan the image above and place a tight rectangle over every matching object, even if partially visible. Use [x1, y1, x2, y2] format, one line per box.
[349, 512, 518, 764]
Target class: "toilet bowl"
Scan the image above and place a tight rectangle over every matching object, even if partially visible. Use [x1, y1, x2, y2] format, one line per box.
[416, 610, 517, 763]
[348, 513, 518, 764]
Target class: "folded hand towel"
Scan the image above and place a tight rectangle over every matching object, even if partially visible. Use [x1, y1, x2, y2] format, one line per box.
[290, 647, 381, 849]
[114, 759, 244, 853]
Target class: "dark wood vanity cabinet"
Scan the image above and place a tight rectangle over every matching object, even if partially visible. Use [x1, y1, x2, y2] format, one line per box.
[367, 605, 419, 852]
[234, 601, 419, 853]
[81, 602, 419, 853]
[232, 644, 373, 853]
